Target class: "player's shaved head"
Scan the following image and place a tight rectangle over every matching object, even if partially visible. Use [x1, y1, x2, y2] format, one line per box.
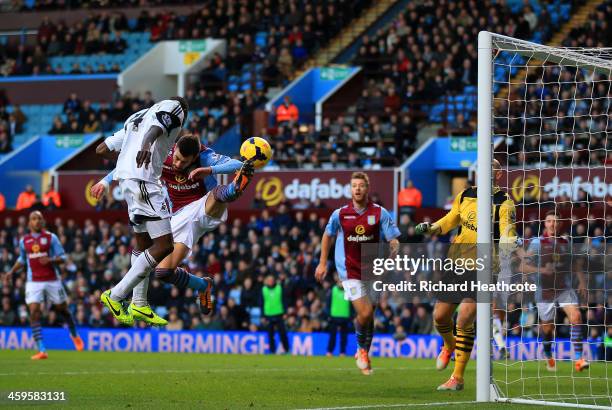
[28, 211, 44, 232]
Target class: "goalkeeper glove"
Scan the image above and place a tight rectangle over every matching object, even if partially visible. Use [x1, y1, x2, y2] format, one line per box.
[415, 222, 431, 235]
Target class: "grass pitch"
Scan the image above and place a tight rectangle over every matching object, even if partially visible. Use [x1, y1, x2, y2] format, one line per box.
[0, 350, 609, 409]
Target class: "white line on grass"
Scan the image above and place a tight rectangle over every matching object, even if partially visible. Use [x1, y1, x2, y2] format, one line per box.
[0, 366, 431, 377]
[294, 401, 477, 410]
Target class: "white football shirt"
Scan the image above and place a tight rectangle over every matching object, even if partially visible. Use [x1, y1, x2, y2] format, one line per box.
[114, 99, 185, 184]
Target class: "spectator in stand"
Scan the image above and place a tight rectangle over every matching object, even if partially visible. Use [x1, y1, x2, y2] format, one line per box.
[41, 184, 61, 210]
[397, 180, 422, 215]
[0, 297, 15, 326]
[276, 96, 299, 126]
[83, 112, 100, 133]
[48, 116, 67, 135]
[15, 185, 36, 210]
[63, 92, 82, 115]
[0, 125, 11, 153]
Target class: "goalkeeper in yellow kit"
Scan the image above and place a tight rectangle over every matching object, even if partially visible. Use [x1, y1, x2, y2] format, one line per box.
[415, 159, 517, 391]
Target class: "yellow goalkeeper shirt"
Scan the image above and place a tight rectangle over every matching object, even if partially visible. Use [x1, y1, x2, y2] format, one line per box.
[435, 187, 517, 259]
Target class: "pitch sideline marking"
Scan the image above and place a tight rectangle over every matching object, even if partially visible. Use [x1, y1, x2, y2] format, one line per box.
[294, 401, 477, 410]
[0, 366, 432, 377]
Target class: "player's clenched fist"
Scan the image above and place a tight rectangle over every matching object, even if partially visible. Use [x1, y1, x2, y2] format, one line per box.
[415, 222, 431, 234]
[315, 263, 328, 283]
[90, 181, 109, 200]
[188, 167, 212, 180]
[136, 149, 152, 169]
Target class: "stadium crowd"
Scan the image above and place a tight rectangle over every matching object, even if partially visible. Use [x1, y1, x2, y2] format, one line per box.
[0, 207, 610, 356]
[0, 102, 26, 153]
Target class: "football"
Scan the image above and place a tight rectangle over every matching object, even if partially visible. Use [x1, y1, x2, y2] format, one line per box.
[240, 137, 273, 169]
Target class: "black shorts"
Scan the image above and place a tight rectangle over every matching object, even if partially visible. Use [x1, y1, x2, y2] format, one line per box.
[436, 270, 477, 304]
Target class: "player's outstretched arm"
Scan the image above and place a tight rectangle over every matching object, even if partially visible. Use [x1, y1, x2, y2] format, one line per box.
[136, 125, 163, 169]
[316, 209, 340, 282]
[3, 260, 23, 283]
[188, 149, 243, 180]
[4, 239, 26, 283]
[95, 129, 126, 161]
[95, 141, 119, 161]
[315, 232, 333, 283]
[90, 170, 115, 200]
[416, 190, 462, 236]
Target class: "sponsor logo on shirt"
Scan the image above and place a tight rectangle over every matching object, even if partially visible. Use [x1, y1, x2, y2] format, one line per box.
[161, 113, 172, 128]
[167, 182, 200, 191]
[347, 234, 374, 242]
[355, 225, 366, 235]
[28, 251, 49, 259]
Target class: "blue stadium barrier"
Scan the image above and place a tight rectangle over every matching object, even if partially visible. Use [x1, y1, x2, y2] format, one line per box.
[0, 327, 601, 360]
[0, 133, 101, 206]
[266, 66, 360, 126]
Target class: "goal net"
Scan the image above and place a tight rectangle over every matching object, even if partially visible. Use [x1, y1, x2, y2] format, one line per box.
[477, 32, 612, 408]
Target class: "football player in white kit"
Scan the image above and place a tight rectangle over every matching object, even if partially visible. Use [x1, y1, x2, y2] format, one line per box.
[100, 97, 189, 326]
[92, 133, 254, 324]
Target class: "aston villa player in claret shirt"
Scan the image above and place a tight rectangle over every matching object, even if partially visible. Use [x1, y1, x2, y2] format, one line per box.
[92, 134, 253, 323]
[315, 172, 400, 375]
[3, 211, 84, 359]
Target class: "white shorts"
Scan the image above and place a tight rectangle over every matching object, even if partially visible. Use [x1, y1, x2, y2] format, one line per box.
[25, 280, 67, 305]
[342, 279, 378, 303]
[536, 289, 579, 322]
[119, 179, 172, 239]
[171, 192, 227, 251]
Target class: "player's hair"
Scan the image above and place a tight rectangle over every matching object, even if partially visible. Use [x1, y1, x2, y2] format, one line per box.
[176, 134, 200, 157]
[544, 210, 559, 219]
[351, 171, 370, 187]
[170, 96, 189, 114]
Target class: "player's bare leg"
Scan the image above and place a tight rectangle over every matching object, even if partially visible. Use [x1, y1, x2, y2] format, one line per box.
[433, 302, 457, 371]
[28, 303, 47, 360]
[205, 193, 228, 219]
[438, 301, 475, 391]
[540, 320, 556, 371]
[563, 304, 589, 371]
[53, 302, 84, 351]
[352, 297, 374, 375]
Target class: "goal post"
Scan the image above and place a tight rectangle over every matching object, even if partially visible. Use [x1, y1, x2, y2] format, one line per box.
[476, 30, 493, 404]
[477, 31, 612, 408]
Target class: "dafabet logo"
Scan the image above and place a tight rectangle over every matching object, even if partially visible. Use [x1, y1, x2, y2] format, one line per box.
[255, 177, 352, 207]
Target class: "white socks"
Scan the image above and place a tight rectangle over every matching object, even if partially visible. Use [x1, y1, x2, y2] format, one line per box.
[131, 251, 150, 307]
[492, 315, 506, 349]
[111, 250, 157, 301]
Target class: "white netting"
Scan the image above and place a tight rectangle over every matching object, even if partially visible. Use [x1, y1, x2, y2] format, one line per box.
[489, 33, 612, 408]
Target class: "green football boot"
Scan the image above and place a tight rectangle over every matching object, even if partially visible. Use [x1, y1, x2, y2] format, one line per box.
[100, 290, 134, 326]
[128, 303, 168, 326]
